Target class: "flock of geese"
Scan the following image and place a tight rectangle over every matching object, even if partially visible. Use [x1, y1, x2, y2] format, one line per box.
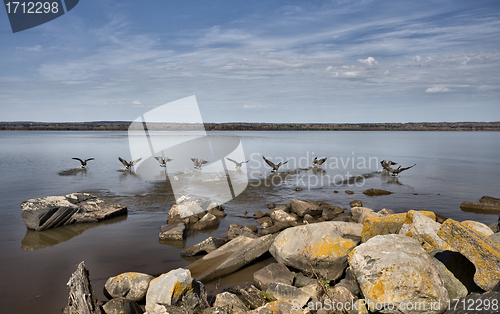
[72, 156, 416, 176]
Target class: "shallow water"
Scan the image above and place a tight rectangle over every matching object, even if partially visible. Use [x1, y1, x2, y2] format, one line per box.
[0, 130, 499, 313]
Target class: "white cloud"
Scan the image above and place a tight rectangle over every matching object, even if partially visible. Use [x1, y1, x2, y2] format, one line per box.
[425, 86, 450, 93]
[132, 100, 141, 105]
[358, 57, 378, 66]
[17, 45, 42, 52]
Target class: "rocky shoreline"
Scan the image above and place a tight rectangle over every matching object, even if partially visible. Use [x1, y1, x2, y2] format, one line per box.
[60, 194, 500, 314]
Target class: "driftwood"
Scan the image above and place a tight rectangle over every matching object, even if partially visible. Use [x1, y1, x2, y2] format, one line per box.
[66, 261, 102, 314]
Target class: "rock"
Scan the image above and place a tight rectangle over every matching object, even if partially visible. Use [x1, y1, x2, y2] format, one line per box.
[490, 232, 500, 244]
[104, 272, 154, 301]
[247, 300, 306, 314]
[256, 217, 273, 228]
[245, 224, 258, 233]
[349, 234, 449, 313]
[461, 220, 494, 237]
[321, 209, 336, 221]
[289, 200, 322, 217]
[213, 292, 248, 314]
[145, 268, 207, 313]
[159, 223, 186, 240]
[431, 250, 482, 294]
[253, 263, 295, 291]
[350, 207, 378, 223]
[345, 190, 354, 195]
[399, 210, 452, 252]
[437, 219, 500, 291]
[226, 285, 266, 310]
[65, 261, 102, 314]
[480, 196, 500, 205]
[302, 214, 315, 223]
[21, 193, 127, 231]
[254, 211, 268, 219]
[294, 273, 316, 288]
[203, 307, 230, 314]
[349, 200, 363, 208]
[271, 209, 297, 223]
[488, 223, 499, 233]
[270, 221, 362, 281]
[460, 201, 500, 214]
[102, 298, 143, 314]
[208, 207, 226, 218]
[361, 210, 436, 243]
[430, 257, 468, 300]
[336, 267, 361, 297]
[378, 208, 395, 216]
[187, 235, 277, 282]
[181, 237, 229, 257]
[443, 291, 500, 314]
[266, 283, 310, 305]
[362, 188, 392, 196]
[223, 225, 259, 239]
[191, 213, 219, 230]
[323, 286, 355, 312]
[260, 221, 290, 235]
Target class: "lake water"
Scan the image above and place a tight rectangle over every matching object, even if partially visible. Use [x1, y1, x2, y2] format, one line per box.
[0, 130, 499, 313]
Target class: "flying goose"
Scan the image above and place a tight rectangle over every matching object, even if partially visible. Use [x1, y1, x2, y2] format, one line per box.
[118, 157, 142, 170]
[72, 158, 94, 169]
[155, 156, 173, 167]
[226, 157, 249, 169]
[380, 160, 415, 176]
[380, 160, 398, 168]
[312, 157, 327, 167]
[263, 156, 289, 173]
[191, 158, 209, 170]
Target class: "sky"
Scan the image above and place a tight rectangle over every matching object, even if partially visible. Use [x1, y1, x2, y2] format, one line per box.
[0, 0, 499, 123]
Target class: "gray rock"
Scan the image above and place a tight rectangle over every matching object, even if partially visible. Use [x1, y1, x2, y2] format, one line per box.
[345, 190, 354, 195]
[253, 263, 295, 291]
[294, 273, 316, 288]
[335, 267, 360, 297]
[181, 237, 229, 257]
[480, 196, 500, 205]
[289, 200, 322, 217]
[460, 201, 500, 213]
[443, 291, 500, 314]
[431, 250, 482, 294]
[191, 213, 219, 230]
[490, 232, 500, 244]
[488, 223, 499, 233]
[188, 234, 277, 282]
[102, 298, 143, 314]
[254, 211, 268, 219]
[255, 217, 273, 228]
[260, 221, 290, 235]
[431, 257, 468, 300]
[21, 193, 127, 231]
[349, 200, 363, 208]
[224, 285, 266, 310]
[104, 272, 154, 302]
[203, 307, 230, 314]
[349, 206, 377, 223]
[270, 209, 297, 223]
[245, 224, 258, 233]
[159, 223, 186, 240]
[321, 209, 336, 221]
[399, 210, 451, 252]
[65, 261, 102, 314]
[349, 234, 449, 313]
[208, 207, 226, 218]
[266, 282, 310, 305]
[213, 292, 248, 314]
[362, 188, 392, 196]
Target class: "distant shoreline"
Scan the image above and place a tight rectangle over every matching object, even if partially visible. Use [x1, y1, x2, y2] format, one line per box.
[1, 121, 499, 131]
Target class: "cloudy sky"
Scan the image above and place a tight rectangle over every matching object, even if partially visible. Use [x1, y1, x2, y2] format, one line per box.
[0, 0, 499, 123]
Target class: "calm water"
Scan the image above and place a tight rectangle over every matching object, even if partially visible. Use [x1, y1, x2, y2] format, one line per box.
[0, 131, 499, 313]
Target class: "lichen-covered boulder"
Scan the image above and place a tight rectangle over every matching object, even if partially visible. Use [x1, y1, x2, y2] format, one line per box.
[350, 207, 379, 223]
[438, 219, 500, 291]
[361, 210, 436, 243]
[399, 210, 451, 252]
[104, 272, 154, 301]
[349, 234, 449, 314]
[270, 221, 362, 280]
[102, 298, 143, 314]
[461, 220, 494, 237]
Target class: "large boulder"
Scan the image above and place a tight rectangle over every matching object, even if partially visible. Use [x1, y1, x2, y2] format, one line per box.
[102, 298, 143, 314]
[270, 221, 362, 280]
[361, 210, 436, 243]
[253, 263, 295, 291]
[21, 193, 127, 231]
[399, 210, 451, 252]
[430, 257, 468, 300]
[187, 234, 276, 282]
[213, 292, 248, 314]
[145, 268, 207, 312]
[461, 220, 494, 237]
[180, 237, 229, 257]
[104, 272, 154, 302]
[191, 213, 219, 230]
[349, 234, 449, 314]
[350, 207, 379, 223]
[65, 261, 102, 314]
[437, 219, 500, 291]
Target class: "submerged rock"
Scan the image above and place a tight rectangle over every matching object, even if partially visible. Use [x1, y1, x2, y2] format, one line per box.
[21, 193, 127, 231]
[349, 234, 449, 314]
[438, 219, 500, 291]
[362, 188, 393, 196]
[104, 272, 154, 302]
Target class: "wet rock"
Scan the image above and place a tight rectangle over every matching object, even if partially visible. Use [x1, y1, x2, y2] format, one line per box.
[461, 220, 494, 237]
[270, 221, 362, 280]
[104, 272, 154, 302]
[191, 213, 219, 230]
[438, 219, 500, 291]
[208, 207, 226, 218]
[145, 268, 207, 313]
[256, 217, 273, 228]
[65, 261, 102, 314]
[260, 221, 290, 235]
[443, 291, 500, 314]
[430, 257, 468, 300]
[159, 223, 185, 241]
[102, 298, 143, 314]
[213, 292, 248, 314]
[349, 234, 449, 313]
[294, 273, 316, 288]
[254, 211, 268, 219]
[289, 200, 322, 217]
[361, 210, 436, 243]
[188, 234, 277, 282]
[345, 190, 354, 195]
[349, 200, 363, 208]
[362, 188, 392, 196]
[480, 196, 500, 205]
[21, 193, 127, 231]
[245, 224, 258, 233]
[399, 210, 451, 252]
[253, 263, 295, 291]
[271, 209, 297, 223]
[181, 237, 229, 257]
[460, 201, 500, 213]
[266, 283, 310, 305]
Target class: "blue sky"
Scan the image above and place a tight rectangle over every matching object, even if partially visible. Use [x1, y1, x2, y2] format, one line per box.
[0, 0, 499, 123]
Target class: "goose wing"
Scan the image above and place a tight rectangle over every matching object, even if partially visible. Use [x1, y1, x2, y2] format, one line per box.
[200, 159, 209, 165]
[84, 158, 94, 163]
[399, 164, 416, 172]
[130, 158, 142, 166]
[226, 157, 238, 165]
[317, 157, 327, 165]
[72, 158, 84, 164]
[263, 156, 276, 169]
[155, 156, 164, 164]
[119, 157, 130, 167]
